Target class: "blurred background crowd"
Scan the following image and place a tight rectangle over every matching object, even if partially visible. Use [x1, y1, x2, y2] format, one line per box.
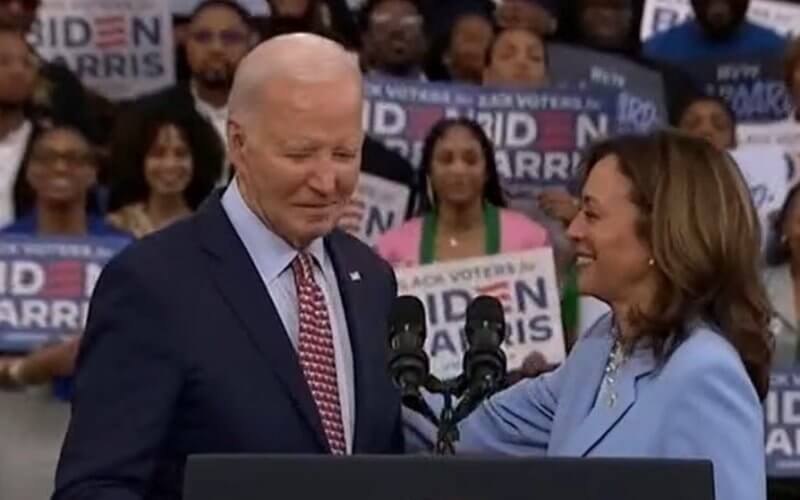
[0, 0, 799, 497]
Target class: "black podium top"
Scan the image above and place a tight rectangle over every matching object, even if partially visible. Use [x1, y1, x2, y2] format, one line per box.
[184, 454, 715, 500]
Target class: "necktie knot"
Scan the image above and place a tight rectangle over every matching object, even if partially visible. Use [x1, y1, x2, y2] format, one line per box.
[292, 252, 314, 281]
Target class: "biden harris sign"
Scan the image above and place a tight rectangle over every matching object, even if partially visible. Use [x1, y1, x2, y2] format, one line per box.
[0, 235, 128, 352]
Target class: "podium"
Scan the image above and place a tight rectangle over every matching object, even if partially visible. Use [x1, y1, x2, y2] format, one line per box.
[183, 454, 715, 500]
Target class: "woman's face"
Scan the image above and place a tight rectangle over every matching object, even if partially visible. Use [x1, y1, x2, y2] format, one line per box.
[567, 155, 656, 305]
[483, 28, 547, 87]
[678, 99, 735, 151]
[429, 125, 487, 209]
[27, 128, 96, 206]
[144, 124, 194, 198]
[447, 14, 494, 83]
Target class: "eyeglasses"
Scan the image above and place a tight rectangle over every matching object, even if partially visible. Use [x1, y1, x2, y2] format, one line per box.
[189, 29, 248, 47]
[0, 0, 40, 12]
[30, 149, 94, 168]
[370, 13, 423, 29]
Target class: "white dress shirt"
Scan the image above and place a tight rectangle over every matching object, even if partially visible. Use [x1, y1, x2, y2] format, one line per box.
[190, 81, 230, 186]
[221, 179, 356, 453]
[0, 120, 32, 228]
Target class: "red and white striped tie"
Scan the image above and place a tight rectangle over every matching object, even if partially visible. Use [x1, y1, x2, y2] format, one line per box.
[292, 253, 347, 454]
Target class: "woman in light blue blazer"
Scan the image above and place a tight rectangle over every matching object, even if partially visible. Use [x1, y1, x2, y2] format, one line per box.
[405, 130, 773, 500]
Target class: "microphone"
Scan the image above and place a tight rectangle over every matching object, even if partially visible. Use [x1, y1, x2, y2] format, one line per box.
[387, 295, 430, 403]
[462, 296, 507, 400]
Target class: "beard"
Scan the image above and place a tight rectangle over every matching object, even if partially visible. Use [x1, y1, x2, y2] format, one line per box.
[193, 65, 235, 91]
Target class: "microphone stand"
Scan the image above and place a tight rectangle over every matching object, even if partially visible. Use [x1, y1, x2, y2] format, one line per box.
[417, 374, 499, 455]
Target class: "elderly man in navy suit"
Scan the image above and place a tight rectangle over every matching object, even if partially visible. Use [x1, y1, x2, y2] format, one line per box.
[54, 34, 403, 500]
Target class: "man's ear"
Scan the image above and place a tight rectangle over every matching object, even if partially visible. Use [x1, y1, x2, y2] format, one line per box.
[227, 119, 247, 171]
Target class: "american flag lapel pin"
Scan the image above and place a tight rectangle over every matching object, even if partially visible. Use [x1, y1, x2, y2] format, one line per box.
[349, 271, 361, 282]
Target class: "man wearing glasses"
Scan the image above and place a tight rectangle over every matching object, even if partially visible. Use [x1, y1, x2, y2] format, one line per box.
[359, 0, 428, 81]
[133, 0, 253, 185]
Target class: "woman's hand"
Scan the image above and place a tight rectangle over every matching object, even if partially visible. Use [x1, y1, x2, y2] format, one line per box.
[506, 351, 559, 386]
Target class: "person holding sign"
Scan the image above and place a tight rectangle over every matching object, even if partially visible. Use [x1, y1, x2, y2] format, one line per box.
[405, 130, 771, 500]
[375, 117, 549, 267]
[53, 34, 403, 500]
[0, 124, 131, 395]
[375, 117, 558, 376]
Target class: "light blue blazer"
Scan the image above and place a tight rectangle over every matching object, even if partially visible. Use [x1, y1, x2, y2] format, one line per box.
[404, 313, 766, 500]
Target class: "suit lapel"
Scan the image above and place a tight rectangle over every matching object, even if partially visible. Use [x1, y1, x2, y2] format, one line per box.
[195, 196, 329, 451]
[325, 231, 382, 453]
[559, 338, 656, 457]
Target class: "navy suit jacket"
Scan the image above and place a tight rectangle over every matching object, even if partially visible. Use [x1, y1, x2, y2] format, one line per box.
[53, 196, 403, 500]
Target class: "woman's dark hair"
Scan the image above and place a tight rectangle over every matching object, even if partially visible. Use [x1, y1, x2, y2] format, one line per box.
[579, 130, 773, 399]
[416, 117, 506, 214]
[767, 183, 800, 266]
[107, 107, 223, 212]
[13, 121, 101, 216]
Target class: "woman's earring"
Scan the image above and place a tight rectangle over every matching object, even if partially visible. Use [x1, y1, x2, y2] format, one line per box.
[648, 258, 655, 267]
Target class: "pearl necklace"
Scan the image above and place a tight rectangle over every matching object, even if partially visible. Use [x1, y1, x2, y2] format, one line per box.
[599, 333, 630, 408]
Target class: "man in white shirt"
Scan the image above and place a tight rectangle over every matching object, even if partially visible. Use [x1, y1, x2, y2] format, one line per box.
[0, 26, 37, 227]
[132, 0, 253, 185]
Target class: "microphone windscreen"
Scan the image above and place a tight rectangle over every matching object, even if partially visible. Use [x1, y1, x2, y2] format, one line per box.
[466, 295, 504, 325]
[389, 295, 426, 336]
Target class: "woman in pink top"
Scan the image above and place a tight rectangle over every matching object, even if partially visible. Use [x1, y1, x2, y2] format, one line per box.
[375, 117, 549, 267]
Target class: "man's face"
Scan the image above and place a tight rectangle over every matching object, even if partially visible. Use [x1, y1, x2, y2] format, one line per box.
[364, 0, 426, 74]
[0, 0, 39, 32]
[483, 29, 547, 87]
[691, 0, 750, 38]
[579, 0, 633, 50]
[0, 31, 37, 107]
[186, 5, 251, 91]
[229, 74, 363, 249]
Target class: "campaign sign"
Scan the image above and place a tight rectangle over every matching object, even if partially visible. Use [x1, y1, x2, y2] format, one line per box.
[682, 55, 792, 123]
[395, 249, 566, 380]
[738, 120, 800, 186]
[0, 235, 128, 353]
[548, 43, 668, 133]
[766, 369, 800, 477]
[363, 77, 618, 203]
[30, 0, 175, 101]
[339, 173, 411, 245]
[731, 145, 793, 252]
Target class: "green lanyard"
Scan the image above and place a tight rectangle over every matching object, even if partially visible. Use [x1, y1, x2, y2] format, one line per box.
[419, 203, 500, 265]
